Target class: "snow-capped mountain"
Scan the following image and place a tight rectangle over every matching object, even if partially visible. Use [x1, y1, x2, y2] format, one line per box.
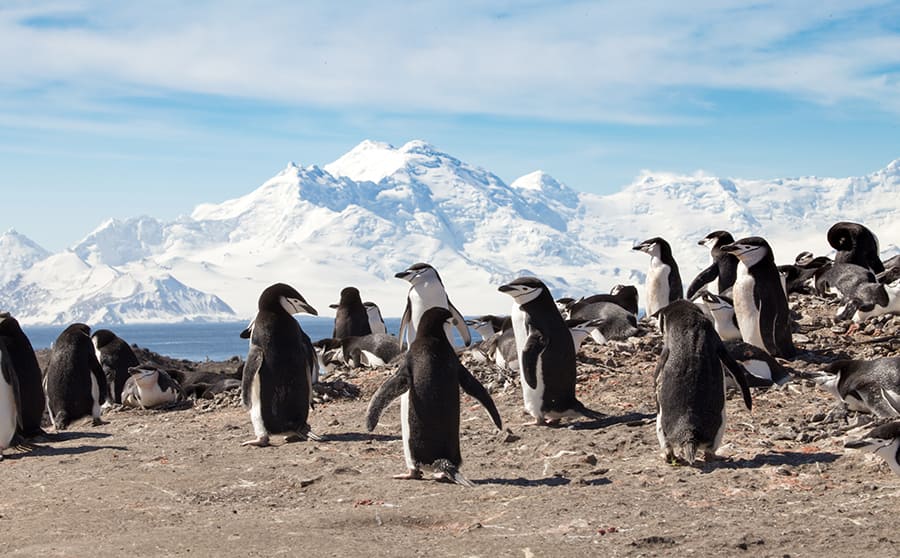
[2, 140, 899, 325]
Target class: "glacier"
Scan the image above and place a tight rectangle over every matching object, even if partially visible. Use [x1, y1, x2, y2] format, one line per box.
[1, 140, 898, 325]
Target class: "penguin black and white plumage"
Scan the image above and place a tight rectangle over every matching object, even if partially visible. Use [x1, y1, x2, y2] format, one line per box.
[316, 333, 403, 368]
[720, 237, 796, 358]
[395, 263, 471, 348]
[364, 302, 388, 335]
[0, 337, 22, 459]
[498, 277, 605, 425]
[241, 283, 320, 447]
[814, 357, 900, 418]
[686, 231, 738, 299]
[0, 313, 46, 438]
[465, 315, 510, 340]
[366, 307, 502, 486]
[654, 301, 752, 464]
[827, 221, 884, 274]
[480, 329, 519, 371]
[44, 323, 108, 430]
[851, 275, 900, 323]
[845, 421, 900, 476]
[723, 340, 791, 388]
[121, 365, 185, 409]
[778, 252, 832, 295]
[91, 329, 139, 405]
[572, 285, 640, 316]
[330, 287, 372, 339]
[696, 292, 742, 342]
[633, 237, 683, 316]
[814, 262, 888, 320]
[566, 300, 639, 342]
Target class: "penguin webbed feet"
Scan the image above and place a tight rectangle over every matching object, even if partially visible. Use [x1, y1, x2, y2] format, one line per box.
[91, 417, 109, 427]
[241, 435, 270, 447]
[392, 469, 423, 481]
[285, 425, 324, 443]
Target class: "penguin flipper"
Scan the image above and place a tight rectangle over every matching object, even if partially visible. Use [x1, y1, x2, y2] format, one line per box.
[879, 387, 900, 416]
[457, 363, 502, 430]
[718, 344, 753, 411]
[90, 353, 109, 406]
[686, 264, 719, 300]
[398, 300, 412, 349]
[365, 363, 410, 431]
[520, 331, 547, 390]
[241, 346, 264, 408]
[1, 349, 23, 429]
[447, 301, 472, 347]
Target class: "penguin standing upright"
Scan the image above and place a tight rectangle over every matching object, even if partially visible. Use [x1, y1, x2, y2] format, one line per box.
[654, 300, 752, 464]
[0, 337, 21, 459]
[241, 283, 320, 447]
[828, 221, 884, 274]
[44, 324, 108, 430]
[0, 313, 46, 438]
[91, 329, 140, 405]
[720, 237, 796, 358]
[633, 237, 683, 316]
[330, 287, 372, 339]
[498, 276, 604, 425]
[686, 231, 738, 299]
[366, 307, 502, 486]
[395, 263, 471, 348]
[364, 302, 388, 334]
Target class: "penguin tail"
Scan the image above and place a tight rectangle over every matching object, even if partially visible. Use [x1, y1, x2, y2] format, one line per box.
[681, 440, 698, 465]
[572, 400, 606, 422]
[432, 459, 474, 487]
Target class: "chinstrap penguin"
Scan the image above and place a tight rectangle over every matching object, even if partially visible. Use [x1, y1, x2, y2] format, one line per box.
[0, 337, 21, 459]
[330, 287, 372, 339]
[814, 357, 900, 418]
[366, 307, 502, 486]
[44, 323, 108, 430]
[0, 313, 46, 438]
[844, 421, 900, 476]
[396, 263, 471, 348]
[91, 329, 140, 405]
[827, 221, 884, 274]
[121, 366, 185, 409]
[686, 231, 738, 299]
[364, 301, 388, 335]
[633, 237, 683, 316]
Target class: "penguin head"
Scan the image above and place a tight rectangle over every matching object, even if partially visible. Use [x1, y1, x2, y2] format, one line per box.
[719, 236, 772, 267]
[128, 365, 160, 388]
[698, 230, 734, 249]
[633, 237, 666, 258]
[498, 277, 547, 305]
[395, 262, 441, 286]
[91, 329, 118, 350]
[845, 421, 900, 464]
[337, 286, 363, 306]
[701, 292, 733, 314]
[795, 251, 815, 266]
[258, 283, 318, 316]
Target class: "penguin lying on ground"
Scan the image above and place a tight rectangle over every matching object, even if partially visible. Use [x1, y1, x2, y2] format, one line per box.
[565, 299, 639, 341]
[724, 340, 792, 388]
[814, 357, 900, 418]
[465, 315, 510, 340]
[654, 300, 752, 465]
[563, 285, 640, 317]
[499, 277, 605, 425]
[814, 262, 888, 320]
[315, 333, 403, 368]
[844, 421, 900, 476]
[121, 366, 185, 409]
[366, 307, 502, 486]
[778, 251, 832, 295]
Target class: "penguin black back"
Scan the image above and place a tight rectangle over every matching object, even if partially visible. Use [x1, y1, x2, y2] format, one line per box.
[827, 222, 884, 274]
[686, 230, 738, 299]
[91, 328, 140, 405]
[331, 286, 372, 339]
[45, 323, 107, 429]
[0, 314, 46, 437]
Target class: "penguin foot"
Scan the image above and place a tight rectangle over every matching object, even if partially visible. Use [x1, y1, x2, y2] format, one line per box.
[845, 323, 861, 336]
[241, 435, 270, 447]
[286, 425, 323, 442]
[392, 469, 423, 480]
[91, 417, 108, 427]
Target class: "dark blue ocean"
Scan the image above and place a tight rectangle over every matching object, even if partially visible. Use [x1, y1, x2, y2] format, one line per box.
[22, 317, 404, 362]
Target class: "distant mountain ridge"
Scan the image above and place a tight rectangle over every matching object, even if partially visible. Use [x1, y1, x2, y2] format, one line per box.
[1, 140, 898, 325]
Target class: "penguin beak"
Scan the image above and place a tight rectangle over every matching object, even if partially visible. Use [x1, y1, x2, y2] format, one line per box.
[328, 303, 339, 309]
[283, 297, 318, 316]
[719, 243, 736, 253]
[394, 270, 414, 280]
[497, 284, 516, 293]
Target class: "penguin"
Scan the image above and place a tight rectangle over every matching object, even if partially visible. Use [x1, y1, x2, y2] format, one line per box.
[44, 324, 108, 430]
[498, 276, 605, 425]
[723, 340, 791, 388]
[566, 319, 604, 352]
[330, 287, 372, 339]
[696, 292, 742, 342]
[851, 276, 900, 323]
[241, 283, 321, 447]
[91, 329, 140, 405]
[0, 337, 21, 460]
[465, 315, 510, 340]
[121, 365, 185, 409]
[0, 313, 46, 438]
[633, 237, 683, 316]
[565, 300, 639, 341]
[315, 333, 402, 368]
[813, 357, 900, 418]
[778, 252, 832, 295]
[395, 263, 471, 348]
[844, 421, 900, 476]
[654, 300, 752, 464]
[171, 369, 242, 399]
[814, 262, 888, 320]
[573, 285, 640, 316]
[366, 307, 502, 486]
[480, 329, 519, 371]
[686, 231, 738, 299]
[364, 301, 388, 335]
[827, 221, 884, 274]
[719, 237, 796, 358]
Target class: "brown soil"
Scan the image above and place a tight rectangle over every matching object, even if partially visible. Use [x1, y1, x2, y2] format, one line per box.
[3, 294, 899, 557]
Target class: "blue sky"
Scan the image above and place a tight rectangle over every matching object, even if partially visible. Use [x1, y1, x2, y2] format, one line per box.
[1, 1, 899, 251]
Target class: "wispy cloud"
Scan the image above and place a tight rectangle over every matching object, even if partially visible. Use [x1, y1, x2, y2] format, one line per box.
[1, 0, 899, 124]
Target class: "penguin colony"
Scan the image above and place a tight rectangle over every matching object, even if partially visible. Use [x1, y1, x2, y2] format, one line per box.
[2, 222, 900, 480]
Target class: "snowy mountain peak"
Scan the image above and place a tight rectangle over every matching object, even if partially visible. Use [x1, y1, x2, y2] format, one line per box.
[0, 229, 51, 283]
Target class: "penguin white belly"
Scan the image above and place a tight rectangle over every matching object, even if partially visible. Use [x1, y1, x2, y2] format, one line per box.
[407, 284, 449, 344]
[0, 374, 17, 450]
[645, 259, 671, 315]
[711, 310, 742, 342]
[359, 350, 385, 368]
[249, 373, 266, 438]
[90, 371, 101, 420]
[742, 359, 773, 382]
[511, 304, 544, 420]
[135, 383, 177, 408]
[400, 391, 414, 470]
[732, 267, 764, 350]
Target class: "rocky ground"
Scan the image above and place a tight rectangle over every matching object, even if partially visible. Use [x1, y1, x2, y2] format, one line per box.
[4, 293, 899, 557]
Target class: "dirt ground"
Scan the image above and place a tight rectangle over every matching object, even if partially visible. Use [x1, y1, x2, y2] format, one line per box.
[3, 293, 899, 557]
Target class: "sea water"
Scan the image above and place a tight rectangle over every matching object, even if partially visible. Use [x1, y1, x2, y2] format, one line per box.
[22, 317, 404, 362]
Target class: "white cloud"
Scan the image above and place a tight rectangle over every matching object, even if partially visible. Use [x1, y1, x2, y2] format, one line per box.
[0, 0, 899, 122]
